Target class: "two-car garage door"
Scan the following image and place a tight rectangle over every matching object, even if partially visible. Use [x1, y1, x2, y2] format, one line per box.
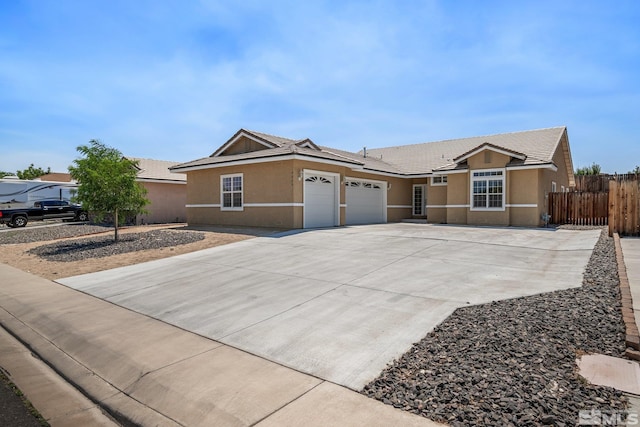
[303, 172, 386, 228]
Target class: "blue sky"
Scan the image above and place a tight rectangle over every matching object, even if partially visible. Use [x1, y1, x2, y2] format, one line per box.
[1, 0, 638, 174]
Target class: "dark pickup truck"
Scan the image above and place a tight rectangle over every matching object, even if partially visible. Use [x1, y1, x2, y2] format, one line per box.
[0, 200, 88, 228]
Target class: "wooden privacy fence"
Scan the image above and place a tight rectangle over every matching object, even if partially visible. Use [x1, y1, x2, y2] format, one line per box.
[548, 192, 609, 226]
[574, 173, 639, 192]
[609, 180, 640, 236]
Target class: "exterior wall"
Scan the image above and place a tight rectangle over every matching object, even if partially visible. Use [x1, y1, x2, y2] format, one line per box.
[445, 172, 469, 224]
[137, 181, 187, 224]
[424, 177, 446, 223]
[382, 174, 412, 222]
[221, 136, 270, 155]
[467, 151, 511, 170]
[39, 173, 72, 182]
[508, 169, 540, 227]
[186, 161, 297, 228]
[467, 207, 509, 226]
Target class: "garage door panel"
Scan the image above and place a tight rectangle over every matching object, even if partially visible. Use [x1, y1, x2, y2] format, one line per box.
[304, 174, 337, 228]
[346, 180, 385, 225]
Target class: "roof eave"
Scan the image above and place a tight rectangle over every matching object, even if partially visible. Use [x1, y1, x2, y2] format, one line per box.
[171, 152, 362, 173]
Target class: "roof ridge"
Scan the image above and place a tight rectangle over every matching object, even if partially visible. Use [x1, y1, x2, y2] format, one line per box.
[366, 126, 567, 151]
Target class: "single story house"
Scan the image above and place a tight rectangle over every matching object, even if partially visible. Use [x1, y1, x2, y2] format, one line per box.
[129, 158, 187, 225]
[41, 158, 187, 225]
[170, 126, 575, 228]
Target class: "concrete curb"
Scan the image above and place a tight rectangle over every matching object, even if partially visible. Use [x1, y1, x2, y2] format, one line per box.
[0, 323, 120, 426]
[0, 306, 180, 427]
[614, 233, 640, 360]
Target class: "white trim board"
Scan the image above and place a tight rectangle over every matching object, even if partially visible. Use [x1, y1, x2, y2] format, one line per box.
[426, 204, 470, 208]
[244, 203, 304, 207]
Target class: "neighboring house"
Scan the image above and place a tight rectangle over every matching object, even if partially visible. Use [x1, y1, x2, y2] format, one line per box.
[170, 126, 575, 229]
[40, 159, 187, 224]
[128, 158, 187, 224]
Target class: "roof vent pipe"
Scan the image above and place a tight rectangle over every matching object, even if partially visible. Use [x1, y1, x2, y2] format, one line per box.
[363, 147, 367, 158]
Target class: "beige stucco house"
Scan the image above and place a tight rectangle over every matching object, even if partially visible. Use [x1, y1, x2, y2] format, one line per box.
[130, 158, 187, 224]
[170, 126, 575, 229]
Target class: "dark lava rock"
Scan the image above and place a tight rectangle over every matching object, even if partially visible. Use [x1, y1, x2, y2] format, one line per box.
[361, 229, 627, 426]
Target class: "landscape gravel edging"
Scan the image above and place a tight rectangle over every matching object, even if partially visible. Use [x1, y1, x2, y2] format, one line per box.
[362, 229, 627, 427]
[614, 233, 640, 359]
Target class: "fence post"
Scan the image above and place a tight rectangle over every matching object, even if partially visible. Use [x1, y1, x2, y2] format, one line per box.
[609, 181, 617, 237]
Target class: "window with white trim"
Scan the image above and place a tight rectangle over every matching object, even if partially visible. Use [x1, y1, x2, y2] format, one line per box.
[431, 175, 447, 186]
[221, 173, 243, 210]
[561, 185, 565, 193]
[551, 181, 557, 192]
[413, 184, 426, 216]
[471, 169, 505, 210]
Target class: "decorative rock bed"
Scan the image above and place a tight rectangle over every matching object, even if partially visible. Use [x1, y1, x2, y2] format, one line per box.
[27, 229, 205, 262]
[362, 229, 627, 426]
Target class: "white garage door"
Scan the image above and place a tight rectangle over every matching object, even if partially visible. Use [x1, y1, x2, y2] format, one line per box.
[304, 173, 338, 228]
[346, 179, 386, 225]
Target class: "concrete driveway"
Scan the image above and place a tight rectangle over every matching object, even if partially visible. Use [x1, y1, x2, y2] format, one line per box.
[58, 223, 600, 390]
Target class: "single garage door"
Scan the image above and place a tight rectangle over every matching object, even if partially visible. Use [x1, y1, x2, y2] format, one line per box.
[346, 179, 386, 225]
[304, 173, 338, 228]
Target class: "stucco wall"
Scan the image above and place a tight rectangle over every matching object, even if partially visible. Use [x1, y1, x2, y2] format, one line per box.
[186, 160, 297, 228]
[445, 173, 468, 224]
[508, 169, 540, 227]
[137, 181, 186, 224]
[423, 177, 444, 223]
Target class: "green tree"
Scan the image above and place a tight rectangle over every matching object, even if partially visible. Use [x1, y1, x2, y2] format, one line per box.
[630, 166, 640, 175]
[0, 171, 14, 178]
[16, 164, 51, 180]
[69, 139, 149, 242]
[575, 163, 602, 176]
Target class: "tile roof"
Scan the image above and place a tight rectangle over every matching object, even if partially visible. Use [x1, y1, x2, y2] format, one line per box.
[172, 126, 567, 176]
[173, 145, 363, 171]
[128, 158, 186, 182]
[362, 126, 566, 175]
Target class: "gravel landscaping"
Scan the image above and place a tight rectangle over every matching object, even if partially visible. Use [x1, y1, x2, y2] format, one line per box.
[28, 229, 205, 262]
[362, 228, 627, 426]
[0, 224, 110, 244]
